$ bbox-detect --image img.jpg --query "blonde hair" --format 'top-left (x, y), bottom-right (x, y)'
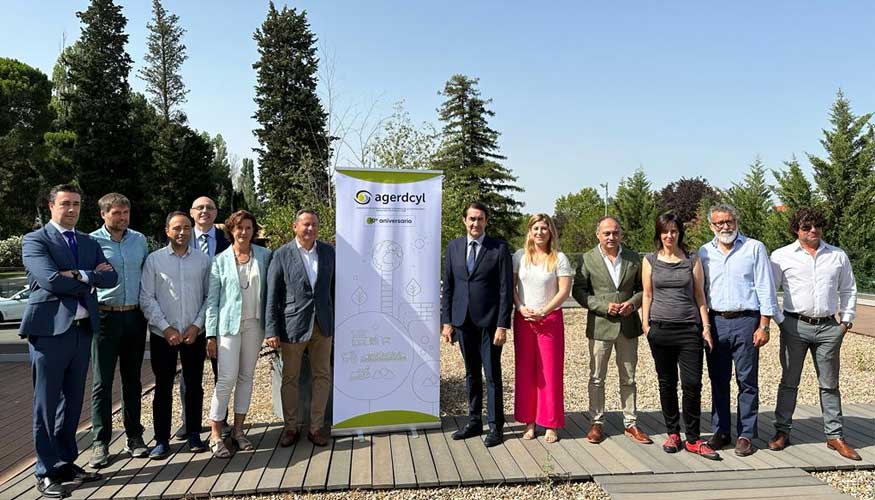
top-left (524, 213), bottom-right (560, 272)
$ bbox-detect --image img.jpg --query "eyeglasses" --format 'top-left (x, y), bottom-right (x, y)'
top-left (192, 205), bottom-right (217, 211)
top-left (710, 219), bottom-right (736, 228)
top-left (799, 224), bottom-right (821, 232)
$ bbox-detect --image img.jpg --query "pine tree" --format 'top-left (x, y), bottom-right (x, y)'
top-left (772, 156), bottom-right (817, 211)
top-left (434, 74), bottom-right (523, 242)
top-left (66, 0), bottom-right (138, 228)
top-left (252, 2), bottom-right (330, 207)
top-left (611, 168), bottom-right (657, 253)
top-left (138, 0), bottom-right (188, 123)
top-left (808, 90), bottom-right (874, 244)
top-left (210, 133), bottom-right (234, 216)
top-left (727, 158), bottom-right (775, 246)
top-left (239, 157), bottom-right (259, 213)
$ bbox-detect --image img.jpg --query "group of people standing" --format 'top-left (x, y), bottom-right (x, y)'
top-left (19, 185), bottom-right (860, 498)
top-left (443, 201), bottom-right (859, 466)
top-left (20, 184), bottom-right (335, 498)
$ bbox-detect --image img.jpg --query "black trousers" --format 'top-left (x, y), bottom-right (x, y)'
top-left (150, 333), bottom-right (206, 442)
top-left (648, 321), bottom-right (704, 443)
top-left (457, 316), bottom-right (504, 431)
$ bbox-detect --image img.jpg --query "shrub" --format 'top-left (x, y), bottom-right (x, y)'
top-left (0, 235), bottom-right (23, 268)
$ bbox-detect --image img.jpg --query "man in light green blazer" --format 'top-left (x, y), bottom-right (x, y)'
top-left (572, 216), bottom-right (651, 446)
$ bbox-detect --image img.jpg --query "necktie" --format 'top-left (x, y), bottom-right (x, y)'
top-left (63, 231), bottom-right (86, 309)
top-left (467, 241), bottom-right (478, 273)
top-left (200, 233), bottom-right (210, 255)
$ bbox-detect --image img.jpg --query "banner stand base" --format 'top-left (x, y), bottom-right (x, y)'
top-left (331, 421), bottom-right (442, 437)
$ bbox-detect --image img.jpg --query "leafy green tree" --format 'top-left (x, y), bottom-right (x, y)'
top-left (808, 90), bottom-right (874, 244)
top-left (553, 187), bottom-right (604, 254)
top-left (0, 58), bottom-right (55, 236)
top-left (138, 0), bottom-right (188, 122)
top-left (209, 133), bottom-right (234, 216)
top-left (658, 176), bottom-right (717, 222)
top-left (253, 2), bottom-right (330, 207)
top-left (367, 100), bottom-right (438, 169)
top-left (238, 157), bottom-right (259, 213)
top-left (611, 168), bottom-right (657, 253)
top-left (434, 74), bottom-right (523, 242)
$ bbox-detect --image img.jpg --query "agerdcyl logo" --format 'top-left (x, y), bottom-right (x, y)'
top-left (354, 190), bottom-right (426, 205)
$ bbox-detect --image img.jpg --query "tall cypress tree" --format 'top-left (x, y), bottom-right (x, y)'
top-left (252, 2), bottom-right (330, 207)
top-left (434, 74), bottom-right (523, 242)
top-left (239, 158), bottom-right (259, 213)
top-left (66, 0), bottom-right (137, 228)
top-left (139, 0), bottom-right (188, 123)
top-left (611, 168), bottom-right (657, 252)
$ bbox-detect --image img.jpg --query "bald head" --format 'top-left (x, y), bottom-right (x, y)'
top-left (190, 196), bottom-right (218, 230)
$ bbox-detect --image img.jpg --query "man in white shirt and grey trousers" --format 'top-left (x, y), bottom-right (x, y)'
top-left (768, 207), bottom-right (860, 461)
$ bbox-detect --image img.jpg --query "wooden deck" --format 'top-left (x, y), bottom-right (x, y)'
top-left (0, 405), bottom-right (871, 498)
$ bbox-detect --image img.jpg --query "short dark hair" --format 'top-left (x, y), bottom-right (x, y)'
top-left (294, 209), bottom-right (318, 223)
top-left (98, 193), bottom-right (130, 213)
top-left (463, 202), bottom-right (489, 219)
top-left (654, 213), bottom-right (688, 254)
top-left (49, 183), bottom-right (83, 203)
top-left (224, 210), bottom-right (258, 240)
top-left (789, 207), bottom-right (826, 237)
top-left (596, 215), bottom-right (622, 231)
top-left (165, 210), bottom-right (191, 227)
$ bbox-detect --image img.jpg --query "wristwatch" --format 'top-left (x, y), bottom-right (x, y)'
top-left (761, 324), bottom-right (770, 334)
top-left (841, 321), bottom-right (853, 331)
top-left (71, 270), bottom-right (82, 281)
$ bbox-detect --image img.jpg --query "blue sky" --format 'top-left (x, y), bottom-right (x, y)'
top-left (4, 1), bottom-right (874, 213)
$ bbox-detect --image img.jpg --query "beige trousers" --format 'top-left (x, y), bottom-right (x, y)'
top-left (280, 323), bottom-right (332, 432)
top-left (588, 335), bottom-right (638, 427)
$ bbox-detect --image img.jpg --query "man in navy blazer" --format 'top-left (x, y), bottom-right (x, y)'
top-left (20, 184), bottom-right (117, 498)
top-left (441, 202), bottom-right (513, 447)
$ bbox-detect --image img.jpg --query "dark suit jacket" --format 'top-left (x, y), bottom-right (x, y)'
top-left (215, 229), bottom-right (230, 255)
top-left (19, 224), bottom-right (118, 337)
top-left (571, 246), bottom-right (643, 340)
top-left (265, 240), bottom-right (335, 343)
top-left (441, 235), bottom-right (513, 335)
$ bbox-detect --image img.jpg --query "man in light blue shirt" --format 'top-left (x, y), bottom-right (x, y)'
top-left (87, 193), bottom-right (149, 468)
top-left (698, 203), bottom-right (777, 457)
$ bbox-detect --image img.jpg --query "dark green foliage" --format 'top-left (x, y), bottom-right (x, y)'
top-left (553, 187), bottom-right (604, 253)
top-left (253, 2), bottom-right (330, 207)
top-left (139, 0), bottom-right (188, 123)
top-left (727, 158), bottom-right (774, 244)
top-left (611, 168), bottom-right (657, 253)
top-left (238, 157), bottom-right (259, 214)
top-left (658, 176), bottom-right (717, 222)
top-left (434, 74), bottom-right (523, 243)
top-left (209, 133), bottom-right (234, 217)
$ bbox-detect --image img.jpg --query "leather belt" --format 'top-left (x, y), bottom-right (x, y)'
top-left (99, 304), bottom-right (139, 312)
top-left (784, 311), bottom-right (833, 325)
top-left (71, 318), bottom-right (91, 329)
top-left (710, 310), bottom-right (757, 319)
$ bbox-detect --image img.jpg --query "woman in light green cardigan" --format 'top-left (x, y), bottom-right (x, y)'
top-left (205, 210), bottom-right (277, 457)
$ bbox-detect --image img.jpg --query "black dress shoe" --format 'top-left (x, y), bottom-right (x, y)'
top-left (483, 431), bottom-right (503, 448)
top-left (58, 463), bottom-right (103, 483)
top-left (174, 425), bottom-right (188, 440)
top-left (707, 432), bottom-right (731, 450)
top-left (36, 476), bottom-right (68, 498)
top-left (451, 422), bottom-right (482, 440)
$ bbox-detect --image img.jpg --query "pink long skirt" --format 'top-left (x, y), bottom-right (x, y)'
top-left (513, 309), bottom-right (565, 429)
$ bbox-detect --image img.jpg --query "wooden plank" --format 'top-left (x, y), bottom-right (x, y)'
top-left (504, 416), bottom-right (566, 479)
top-left (599, 411), bottom-right (686, 474)
top-left (106, 441), bottom-right (189, 500)
top-left (634, 410), bottom-right (720, 472)
top-left (68, 429), bottom-right (137, 500)
top-left (754, 409), bottom-right (825, 470)
top-left (845, 403), bottom-right (875, 418)
top-left (423, 427), bottom-right (461, 486)
top-left (774, 408), bottom-right (863, 470)
top-left (792, 405), bottom-right (875, 466)
top-left (302, 434), bottom-right (333, 491)
top-left (388, 433), bottom-right (416, 488)
top-left (234, 423), bottom-right (282, 496)
top-left (453, 416), bottom-right (504, 483)
top-left (325, 436), bottom-right (352, 491)
top-left (595, 467), bottom-right (810, 484)
top-left (565, 412), bottom-right (648, 475)
top-left (550, 420), bottom-right (611, 476)
top-left (255, 428), bottom-right (296, 494)
top-left (407, 430), bottom-right (439, 487)
top-left (211, 423), bottom-right (270, 496)
top-left (279, 433), bottom-right (314, 491)
top-left (370, 433), bottom-right (393, 488)
top-left (186, 436), bottom-right (234, 498)
top-left (697, 410), bottom-right (771, 471)
top-left (605, 474), bottom-right (825, 493)
top-left (138, 432), bottom-right (206, 500)
top-left (348, 435), bottom-right (372, 489)
top-left (610, 484), bottom-right (849, 500)
top-left (481, 417), bottom-right (526, 484)
top-left (441, 417), bottom-right (482, 485)
top-left (491, 422), bottom-right (542, 482)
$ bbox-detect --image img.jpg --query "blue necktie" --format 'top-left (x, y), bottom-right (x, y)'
top-left (64, 231), bottom-right (86, 309)
top-left (467, 241), bottom-right (478, 273)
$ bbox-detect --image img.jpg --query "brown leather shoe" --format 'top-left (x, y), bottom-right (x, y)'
top-left (735, 436), bottom-right (755, 457)
top-left (624, 426), bottom-right (653, 444)
top-left (707, 432), bottom-right (731, 450)
top-left (308, 429), bottom-right (329, 447)
top-left (279, 429), bottom-right (298, 447)
top-left (586, 423), bottom-right (605, 444)
top-left (827, 438), bottom-right (861, 461)
top-left (768, 431), bottom-right (790, 451)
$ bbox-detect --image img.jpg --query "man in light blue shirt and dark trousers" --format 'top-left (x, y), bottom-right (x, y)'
top-left (88, 194), bottom-right (150, 468)
top-left (698, 203), bottom-right (778, 457)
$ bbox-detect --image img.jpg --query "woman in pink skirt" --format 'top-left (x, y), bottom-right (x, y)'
top-left (513, 213), bottom-right (572, 443)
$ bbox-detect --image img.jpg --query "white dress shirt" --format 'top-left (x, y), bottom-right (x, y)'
top-left (770, 240), bottom-right (857, 324)
top-left (597, 244), bottom-right (623, 289)
top-left (296, 238), bottom-right (319, 337)
top-left (466, 234), bottom-right (486, 263)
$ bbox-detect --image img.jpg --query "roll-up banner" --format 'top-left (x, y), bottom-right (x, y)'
top-left (332, 168), bottom-right (443, 436)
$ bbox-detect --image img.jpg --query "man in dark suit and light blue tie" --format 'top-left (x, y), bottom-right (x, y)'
top-left (20, 184), bottom-right (118, 498)
top-left (441, 202), bottom-right (513, 448)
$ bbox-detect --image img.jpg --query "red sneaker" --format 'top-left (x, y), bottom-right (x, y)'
top-left (685, 439), bottom-right (721, 460)
top-left (662, 433), bottom-right (682, 453)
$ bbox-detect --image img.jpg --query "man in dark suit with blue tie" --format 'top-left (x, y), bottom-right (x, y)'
top-left (441, 202), bottom-right (513, 447)
top-left (20, 184), bottom-right (118, 498)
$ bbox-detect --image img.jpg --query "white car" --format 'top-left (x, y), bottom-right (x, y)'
top-left (0, 286), bottom-right (30, 322)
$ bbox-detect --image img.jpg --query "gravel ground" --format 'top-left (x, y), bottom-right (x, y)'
top-left (117, 309), bottom-right (875, 499)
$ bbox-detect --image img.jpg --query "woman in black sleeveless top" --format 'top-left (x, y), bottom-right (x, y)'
top-left (641, 213), bottom-right (718, 460)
